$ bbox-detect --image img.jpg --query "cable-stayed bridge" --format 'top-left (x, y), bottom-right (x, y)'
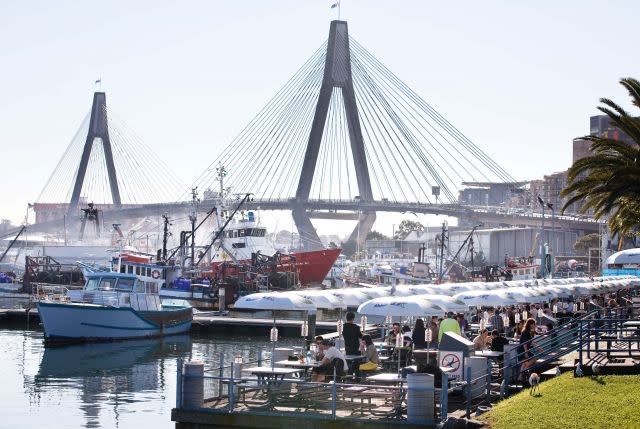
top-left (25, 21), bottom-right (601, 246)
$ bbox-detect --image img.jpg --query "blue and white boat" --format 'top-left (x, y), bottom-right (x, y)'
top-left (36, 272), bottom-right (193, 343)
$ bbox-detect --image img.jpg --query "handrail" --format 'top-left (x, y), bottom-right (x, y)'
top-left (501, 310), bottom-right (600, 375)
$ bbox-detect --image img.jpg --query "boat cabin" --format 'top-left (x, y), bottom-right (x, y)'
top-left (68, 272), bottom-right (164, 311)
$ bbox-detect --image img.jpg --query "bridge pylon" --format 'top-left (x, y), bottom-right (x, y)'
top-left (293, 20), bottom-right (375, 249)
top-left (67, 92), bottom-right (121, 216)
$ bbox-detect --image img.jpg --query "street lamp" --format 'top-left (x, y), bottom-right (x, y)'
top-left (537, 195), bottom-right (546, 278)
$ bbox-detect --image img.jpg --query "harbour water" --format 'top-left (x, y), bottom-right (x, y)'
top-left (0, 320), bottom-right (302, 429)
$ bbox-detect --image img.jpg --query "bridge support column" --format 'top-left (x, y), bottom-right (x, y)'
top-left (292, 207), bottom-right (323, 250)
top-left (346, 211), bottom-right (376, 248)
top-left (68, 92), bottom-right (121, 216)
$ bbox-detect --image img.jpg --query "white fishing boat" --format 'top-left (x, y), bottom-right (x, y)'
top-left (36, 271), bottom-right (192, 343)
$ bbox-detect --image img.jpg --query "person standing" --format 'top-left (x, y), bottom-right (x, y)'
top-left (438, 312), bottom-right (461, 342)
top-left (342, 311), bottom-right (362, 355)
top-left (412, 318), bottom-right (427, 349)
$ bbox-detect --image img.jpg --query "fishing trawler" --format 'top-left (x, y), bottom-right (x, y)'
top-left (36, 271), bottom-right (192, 343)
top-left (203, 166), bottom-right (341, 286)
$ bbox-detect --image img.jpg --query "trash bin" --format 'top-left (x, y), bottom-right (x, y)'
top-left (406, 373), bottom-right (434, 423)
top-left (182, 361), bottom-right (204, 409)
top-left (464, 356), bottom-right (488, 399)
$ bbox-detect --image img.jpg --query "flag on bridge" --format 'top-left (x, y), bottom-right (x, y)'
top-left (95, 79), bottom-right (101, 84)
top-left (331, 1), bottom-right (339, 8)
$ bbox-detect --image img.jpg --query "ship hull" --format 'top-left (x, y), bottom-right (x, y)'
top-left (210, 248), bottom-right (341, 286)
top-left (290, 248), bottom-right (342, 284)
top-left (37, 301), bottom-right (192, 343)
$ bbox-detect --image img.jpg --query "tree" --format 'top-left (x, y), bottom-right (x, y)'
top-left (366, 230), bottom-right (390, 240)
top-left (573, 233), bottom-right (600, 256)
top-left (394, 219), bottom-right (425, 239)
top-left (561, 77), bottom-right (640, 237)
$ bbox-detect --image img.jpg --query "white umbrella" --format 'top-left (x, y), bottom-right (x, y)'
top-left (328, 289), bottom-right (373, 307)
top-left (234, 292), bottom-right (316, 311)
top-left (507, 287), bottom-right (549, 303)
top-left (417, 294), bottom-right (469, 313)
top-left (283, 290), bottom-right (346, 310)
top-left (539, 286), bottom-right (573, 299)
top-left (357, 296), bottom-right (446, 317)
top-left (453, 290), bottom-right (518, 307)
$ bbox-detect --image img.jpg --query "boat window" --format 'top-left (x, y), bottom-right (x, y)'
top-left (120, 264), bottom-right (126, 273)
top-left (254, 229), bottom-right (266, 237)
top-left (239, 229), bottom-right (245, 237)
top-left (85, 278), bottom-right (99, 291)
top-left (233, 230), bottom-right (238, 238)
top-left (99, 278), bottom-right (117, 290)
top-left (127, 265), bottom-right (134, 274)
top-left (232, 243), bottom-right (246, 248)
top-left (146, 282), bottom-right (158, 293)
top-left (146, 268), bottom-right (151, 277)
top-left (116, 277), bottom-right (134, 291)
top-left (133, 279), bottom-right (145, 293)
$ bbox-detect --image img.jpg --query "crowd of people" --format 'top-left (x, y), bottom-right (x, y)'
top-left (308, 289), bottom-right (634, 382)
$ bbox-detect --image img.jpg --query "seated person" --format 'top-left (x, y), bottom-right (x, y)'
top-left (472, 329), bottom-right (490, 351)
top-left (386, 322), bottom-right (401, 345)
top-left (312, 340), bottom-right (348, 382)
top-left (312, 335), bottom-right (325, 361)
top-left (490, 330), bottom-right (509, 354)
top-left (358, 334), bottom-right (379, 371)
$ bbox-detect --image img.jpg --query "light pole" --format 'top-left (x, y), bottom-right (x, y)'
top-left (537, 195), bottom-right (546, 278)
top-left (548, 202), bottom-right (555, 258)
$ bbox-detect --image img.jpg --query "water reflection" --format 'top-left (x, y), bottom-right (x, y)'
top-left (31, 336), bottom-right (191, 428)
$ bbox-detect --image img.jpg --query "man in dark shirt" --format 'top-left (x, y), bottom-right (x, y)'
top-left (490, 330), bottom-right (510, 355)
top-left (342, 311), bottom-right (362, 355)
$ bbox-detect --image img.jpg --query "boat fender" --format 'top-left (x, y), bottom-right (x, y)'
top-left (151, 269), bottom-right (161, 279)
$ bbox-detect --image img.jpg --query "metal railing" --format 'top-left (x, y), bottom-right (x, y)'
top-left (175, 357), bottom-right (450, 425)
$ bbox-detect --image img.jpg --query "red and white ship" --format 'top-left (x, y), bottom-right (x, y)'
top-left (208, 209), bottom-right (341, 285)
top-left (204, 165), bottom-right (341, 286)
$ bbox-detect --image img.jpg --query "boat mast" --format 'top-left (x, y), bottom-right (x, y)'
top-left (215, 164), bottom-right (227, 251)
top-left (189, 187), bottom-right (199, 269)
top-left (161, 214), bottom-right (171, 261)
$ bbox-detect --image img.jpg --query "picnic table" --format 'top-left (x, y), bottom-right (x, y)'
top-left (275, 359), bottom-right (320, 379)
top-left (243, 366), bottom-right (300, 384)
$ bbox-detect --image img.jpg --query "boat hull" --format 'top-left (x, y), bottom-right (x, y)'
top-left (37, 301), bottom-right (192, 343)
top-left (290, 248), bottom-right (342, 284)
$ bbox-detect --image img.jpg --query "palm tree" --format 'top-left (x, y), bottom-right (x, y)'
top-left (561, 77), bottom-right (640, 238)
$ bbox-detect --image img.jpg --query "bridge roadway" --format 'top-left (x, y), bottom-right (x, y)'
top-left (20, 198), bottom-right (602, 235)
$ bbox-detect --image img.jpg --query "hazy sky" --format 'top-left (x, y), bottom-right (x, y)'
top-left (1, 0), bottom-right (638, 236)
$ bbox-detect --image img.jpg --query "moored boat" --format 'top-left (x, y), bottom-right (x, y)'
top-left (36, 271), bottom-right (192, 344)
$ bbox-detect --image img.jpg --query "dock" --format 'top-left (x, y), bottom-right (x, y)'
top-left (0, 307), bottom-right (379, 338)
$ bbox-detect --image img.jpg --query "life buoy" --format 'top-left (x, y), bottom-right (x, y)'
top-left (151, 269), bottom-right (161, 279)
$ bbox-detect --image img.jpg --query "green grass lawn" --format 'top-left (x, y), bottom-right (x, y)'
top-left (478, 372), bottom-right (640, 429)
